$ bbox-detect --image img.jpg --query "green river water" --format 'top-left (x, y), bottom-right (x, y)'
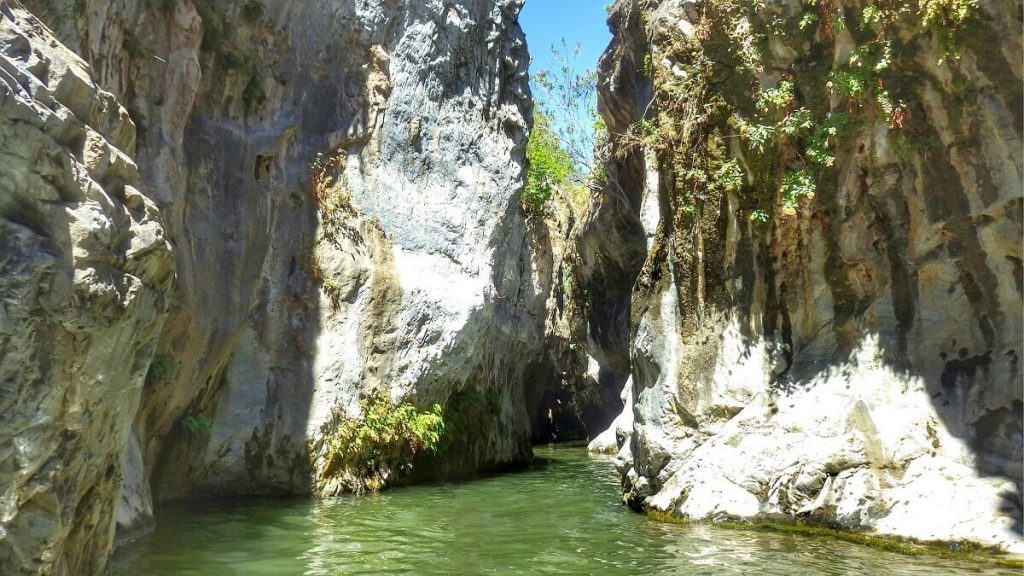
top-left (111, 444), bottom-right (1016, 575)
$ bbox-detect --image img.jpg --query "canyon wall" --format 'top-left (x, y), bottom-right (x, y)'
top-left (2, 0), bottom-right (1021, 571)
top-left (1, 0), bottom-right (546, 573)
top-left (0, 6), bottom-right (173, 572)
top-left (590, 0), bottom-right (1023, 552)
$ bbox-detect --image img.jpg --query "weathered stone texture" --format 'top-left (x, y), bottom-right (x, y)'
top-left (0, 3), bottom-right (173, 573)
top-left (590, 0), bottom-right (1024, 552)
top-left (2, 0), bottom-right (541, 572)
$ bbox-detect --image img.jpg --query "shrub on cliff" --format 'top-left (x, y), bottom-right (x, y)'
top-left (613, 0), bottom-right (978, 225)
top-left (531, 41), bottom-right (616, 213)
top-left (312, 393), bottom-right (444, 494)
top-left (524, 110), bottom-right (574, 217)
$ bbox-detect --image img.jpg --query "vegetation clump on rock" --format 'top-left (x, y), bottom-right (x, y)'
top-left (612, 0), bottom-right (979, 224)
top-left (311, 393), bottom-right (445, 494)
top-left (307, 151), bottom-right (358, 309)
top-left (524, 110), bottom-right (575, 217)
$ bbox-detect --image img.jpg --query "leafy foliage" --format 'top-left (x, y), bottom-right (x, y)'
top-left (440, 385), bottom-right (500, 452)
top-left (828, 38), bottom-right (903, 124)
top-left (194, 0), bottom-right (260, 74)
top-left (181, 414), bottom-right (214, 439)
top-left (780, 169), bottom-right (816, 213)
top-left (531, 40), bottom-right (622, 213)
top-left (714, 160), bottom-right (744, 193)
top-left (314, 393), bottom-right (445, 494)
top-left (241, 0), bottom-right (265, 22)
top-left (919, 0), bottom-right (979, 62)
top-left (532, 41), bottom-right (604, 181)
top-left (195, 1), bottom-right (227, 54)
top-left (146, 353), bottom-right (177, 384)
top-left (617, 0), bottom-right (977, 227)
top-left (123, 32), bottom-right (146, 58)
top-left (524, 111), bottom-right (574, 217)
top-left (920, 0), bottom-right (978, 28)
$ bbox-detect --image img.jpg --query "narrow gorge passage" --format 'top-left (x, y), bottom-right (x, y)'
top-left (0, 0), bottom-right (1021, 573)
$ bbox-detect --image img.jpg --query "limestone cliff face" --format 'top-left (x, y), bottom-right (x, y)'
top-left (0, 4), bottom-right (173, 573)
top-left (2, 0), bottom-right (540, 573)
top-left (591, 0), bottom-right (1023, 551)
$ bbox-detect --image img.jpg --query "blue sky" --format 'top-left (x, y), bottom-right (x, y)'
top-left (519, 0), bottom-right (612, 79)
top-left (519, 0), bottom-right (612, 165)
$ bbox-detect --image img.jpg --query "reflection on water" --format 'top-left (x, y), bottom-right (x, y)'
top-left (112, 445), bottom-right (1016, 575)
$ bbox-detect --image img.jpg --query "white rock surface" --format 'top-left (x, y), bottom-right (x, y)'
top-left (588, 376), bottom-right (635, 454)
top-left (596, 0), bottom-right (1024, 553)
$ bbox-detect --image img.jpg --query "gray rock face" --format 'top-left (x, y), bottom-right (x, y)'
top-left (0, 3), bottom-right (173, 573)
top-left (2, 0), bottom-right (543, 572)
top-left (125, 0), bottom-right (543, 503)
top-left (591, 0), bottom-right (1023, 552)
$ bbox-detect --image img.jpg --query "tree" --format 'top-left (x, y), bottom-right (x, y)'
top-left (532, 40), bottom-right (633, 214)
top-left (532, 41), bottom-right (607, 183)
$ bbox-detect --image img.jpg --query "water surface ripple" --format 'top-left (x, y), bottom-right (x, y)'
top-left (112, 444), bottom-right (1016, 575)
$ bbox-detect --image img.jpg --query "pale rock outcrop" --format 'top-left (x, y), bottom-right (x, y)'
top-left (589, 0), bottom-right (1024, 552)
top-left (588, 376), bottom-right (634, 454)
